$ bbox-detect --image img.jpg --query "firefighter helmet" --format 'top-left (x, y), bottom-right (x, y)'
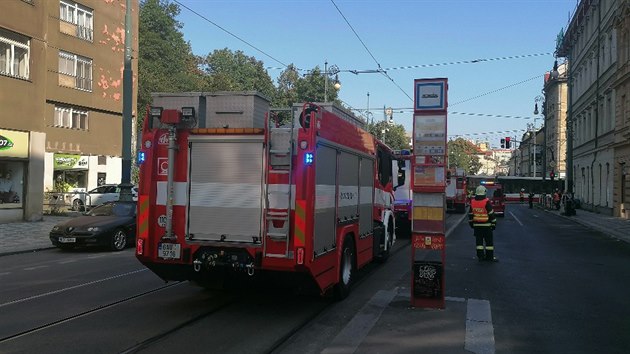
top-left (475, 185), bottom-right (487, 196)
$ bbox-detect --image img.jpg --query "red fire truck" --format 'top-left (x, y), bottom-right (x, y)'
top-left (135, 92), bottom-right (396, 298)
top-left (445, 168), bottom-right (467, 213)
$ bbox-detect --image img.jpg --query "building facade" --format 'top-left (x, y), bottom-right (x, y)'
top-left (612, 0), bottom-right (630, 218)
top-left (0, 0), bottom-right (138, 222)
top-left (543, 63), bottom-right (569, 182)
top-left (558, 0), bottom-right (619, 215)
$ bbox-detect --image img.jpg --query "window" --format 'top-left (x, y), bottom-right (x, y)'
top-left (54, 106), bottom-right (88, 130)
top-left (58, 51), bottom-right (92, 91)
top-left (0, 28), bottom-right (30, 79)
top-left (60, 1), bottom-right (93, 41)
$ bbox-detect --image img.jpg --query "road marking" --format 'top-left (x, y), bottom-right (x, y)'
top-left (0, 272), bottom-right (10, 277)
top-left (58, 260), bottom-right (77, 264)
top-left (321, 288), bottom-right (397, 354)
top-left (0, 268), bottom-right (148, 308)
top-left (509, 211), bottom-right (523, 226)
top-left (465, 298), bottom-right (496, 354)
top-left (23, 265), bottom-right (49, 271)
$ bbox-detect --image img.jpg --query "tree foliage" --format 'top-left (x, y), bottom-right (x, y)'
top-left (448, 138), bottom-right (482, 175)
top-left (199, 48), bottom-right (276, 100)
top-left (367, 121), bottom-right (409, 151)
top-left (138, 0), bottom-right (202, 126)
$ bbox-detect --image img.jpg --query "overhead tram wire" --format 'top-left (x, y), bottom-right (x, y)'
top-left (172, 0), bottom-right (290, 69)
top-left (330, 0), bottom-right (412, 101)
top-left (383, 52), bottom-right (553, 71)
top-left (450, 74), bottom-right (544, 106)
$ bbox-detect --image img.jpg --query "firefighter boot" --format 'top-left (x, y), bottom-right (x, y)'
top-left (485, 249), bottom-right (498, 262)
top-left (476, 246), bottom-right (485, 262)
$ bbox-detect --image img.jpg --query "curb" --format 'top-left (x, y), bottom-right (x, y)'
top-left (0, 246), bottom-right (57, 257)
top-left (539, 206), bottom-right (630, 245)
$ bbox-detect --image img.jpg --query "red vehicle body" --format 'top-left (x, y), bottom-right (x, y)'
top-left (480, 181), bottom-right (506, 216)
top-left (445, 169), bottom-right (467, 213)
top-left (135, 92), bottom-right (396, 298)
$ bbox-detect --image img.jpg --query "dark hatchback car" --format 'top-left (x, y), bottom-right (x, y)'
top-left (50, 201), bottom-right (136, 251)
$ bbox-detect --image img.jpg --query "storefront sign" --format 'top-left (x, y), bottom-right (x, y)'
top-left (54, 154), bottom-right (89, 170)
top-left (0, 129), bottom-right (29, 159)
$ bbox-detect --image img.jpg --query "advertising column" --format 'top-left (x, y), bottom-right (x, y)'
top-left (410, 78), bottom-right (448, 309)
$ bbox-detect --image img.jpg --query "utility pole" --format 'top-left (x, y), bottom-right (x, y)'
top-left (119, 0), bottom-right (133, 201)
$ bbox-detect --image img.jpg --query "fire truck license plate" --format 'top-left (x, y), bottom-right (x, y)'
top-left (158, 243), bottom-right (181, 259)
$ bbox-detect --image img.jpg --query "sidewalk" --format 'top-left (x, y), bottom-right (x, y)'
top-left (541, 206), bottom-right (630, 244)
top-left (0, 215), bottom-right (74, 256)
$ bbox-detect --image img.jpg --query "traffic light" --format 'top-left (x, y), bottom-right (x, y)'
top-left (500, 138), bottom-right (505, 148)
top-left (550, 170), bottom-right (555, 181)
top-left (505, 137), bottom-right (511, 149)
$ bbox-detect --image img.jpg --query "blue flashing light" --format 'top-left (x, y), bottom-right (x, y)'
top-left (137, 151), bottom-right (146, 164)
top-left (304, 152), bottom-right (314, 165)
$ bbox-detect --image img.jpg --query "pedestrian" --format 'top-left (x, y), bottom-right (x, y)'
top-left (528, 191), bottom-right (535, 209)
top-left (553, 189), bottom-right (561, 210)
top-left (468, 185), bottom-right (498, 262)
top-left (519, 188), bottom-right (525, 203)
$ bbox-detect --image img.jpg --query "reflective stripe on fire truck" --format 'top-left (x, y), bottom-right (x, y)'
top-left (294, 199), bottom-right (306, 247)
top-left (137, 195), bottom-right (149, 255)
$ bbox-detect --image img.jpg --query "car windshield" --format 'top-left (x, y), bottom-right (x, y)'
top-left (87, 202), bottom-right (135, 217)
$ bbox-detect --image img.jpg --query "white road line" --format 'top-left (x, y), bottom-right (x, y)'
top-left (23, 265), bottom-right (49, 271)
top-left (0, 272), bottom-right (10, 277)
top-left (465, 298), bottom-right (496, 354)
top-left (58, 260), bottom-right (78, 264)
top-left (321, 289), bottom-right (397, 354)
top-left (509, 211), bottom-right (523, 226)
top-left (0, 268), bottom-right (148, 308)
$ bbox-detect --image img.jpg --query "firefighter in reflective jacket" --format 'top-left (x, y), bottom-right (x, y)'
top-left (468, 185), bottom-right (498, 262)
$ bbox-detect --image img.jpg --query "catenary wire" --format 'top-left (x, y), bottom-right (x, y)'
top-left (172, 0), bottom-right (290, 68)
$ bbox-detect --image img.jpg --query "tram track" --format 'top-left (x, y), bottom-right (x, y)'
top-left (0, 281), bottom-right (184, 344)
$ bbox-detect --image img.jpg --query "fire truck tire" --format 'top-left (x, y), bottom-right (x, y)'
top-left (334, 236), bottom-right (356, 300)
top-left (110, 228), bottom-right (128, 251)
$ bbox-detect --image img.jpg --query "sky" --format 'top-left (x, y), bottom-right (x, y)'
top-left (171, 0), bottom-right (578, 148)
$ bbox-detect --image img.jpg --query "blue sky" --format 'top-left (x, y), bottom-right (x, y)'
top-left (172, 0), bottom-right (577, 147)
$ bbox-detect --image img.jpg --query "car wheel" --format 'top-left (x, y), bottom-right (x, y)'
top-left (334, 236), bottom-right (355, 300)
top-left (111, 229), bottom-right (127, 251)
top-left (72, 199), bottom-right (85, 212)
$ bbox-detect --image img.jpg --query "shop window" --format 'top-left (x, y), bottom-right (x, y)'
top-left (0, 162), bottom-right (24, 208)
top-left (0, 27), bottom-right (30, 80)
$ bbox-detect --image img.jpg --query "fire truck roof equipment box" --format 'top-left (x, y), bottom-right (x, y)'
top-left (151, 91), bottom-right (270, 129)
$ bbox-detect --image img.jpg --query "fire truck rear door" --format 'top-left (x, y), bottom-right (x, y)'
top-left (187, 135), bottom-right (265, 243)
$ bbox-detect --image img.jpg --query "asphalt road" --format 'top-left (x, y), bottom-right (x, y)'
top-left (446, 203), bottom-right (630, 354)
top-left (1, 209), bottom-right (629, 353)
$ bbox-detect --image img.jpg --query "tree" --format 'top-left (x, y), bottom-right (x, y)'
top-left (200, 48), bottom-right (276, 99)
top-left (367, 121), bottom-right (410, 151)
top-left (138, 0), bottom-right (202, 127)
top-left (448, 138), bottom-right (482, 175)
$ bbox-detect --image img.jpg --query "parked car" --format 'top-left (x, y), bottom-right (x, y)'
top-left (71, 184), bottom-right (138, 211)
top-left (49, 201), bottom-right (136, 251)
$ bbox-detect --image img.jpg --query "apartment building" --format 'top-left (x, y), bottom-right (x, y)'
top-left (543, 62), bottom-right (569, 181)
top-left (0, 0), bottom-right (138, 222)
top-left (612, 0), bottom-right (630, 218)
top-left (557, 0), bottom-right (619, 215)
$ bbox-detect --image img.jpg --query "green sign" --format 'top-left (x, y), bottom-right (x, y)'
top-left (0, 135), bottom-right (14, 150)
top-left (54, 154), bottom-right (89, 170)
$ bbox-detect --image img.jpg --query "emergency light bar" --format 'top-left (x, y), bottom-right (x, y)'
top-left (480, 181), bottom-right (495, 186)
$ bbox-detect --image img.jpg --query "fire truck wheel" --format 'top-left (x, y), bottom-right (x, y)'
top-left (110, 229), bottom-right (128, 251)
top-left (334, 237), bottom-right (356, 300)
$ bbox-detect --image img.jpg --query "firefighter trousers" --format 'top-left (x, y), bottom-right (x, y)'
top-left (474, 227), bottom-right (494, 261)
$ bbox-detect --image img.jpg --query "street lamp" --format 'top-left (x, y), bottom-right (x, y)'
top-left (324, 61), bottom-right (341, 102)
top-left (533, 95), bottom-right (545, 178)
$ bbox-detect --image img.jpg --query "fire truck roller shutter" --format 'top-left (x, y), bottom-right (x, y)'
top-left (314, 145), bottom-right (337, 257)
top-left (359, 157), bottom-right (375, 238)
top-left (187, 136), bottom-right (265, 242)
top-left (337, 151), bottom-right (360, 224)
